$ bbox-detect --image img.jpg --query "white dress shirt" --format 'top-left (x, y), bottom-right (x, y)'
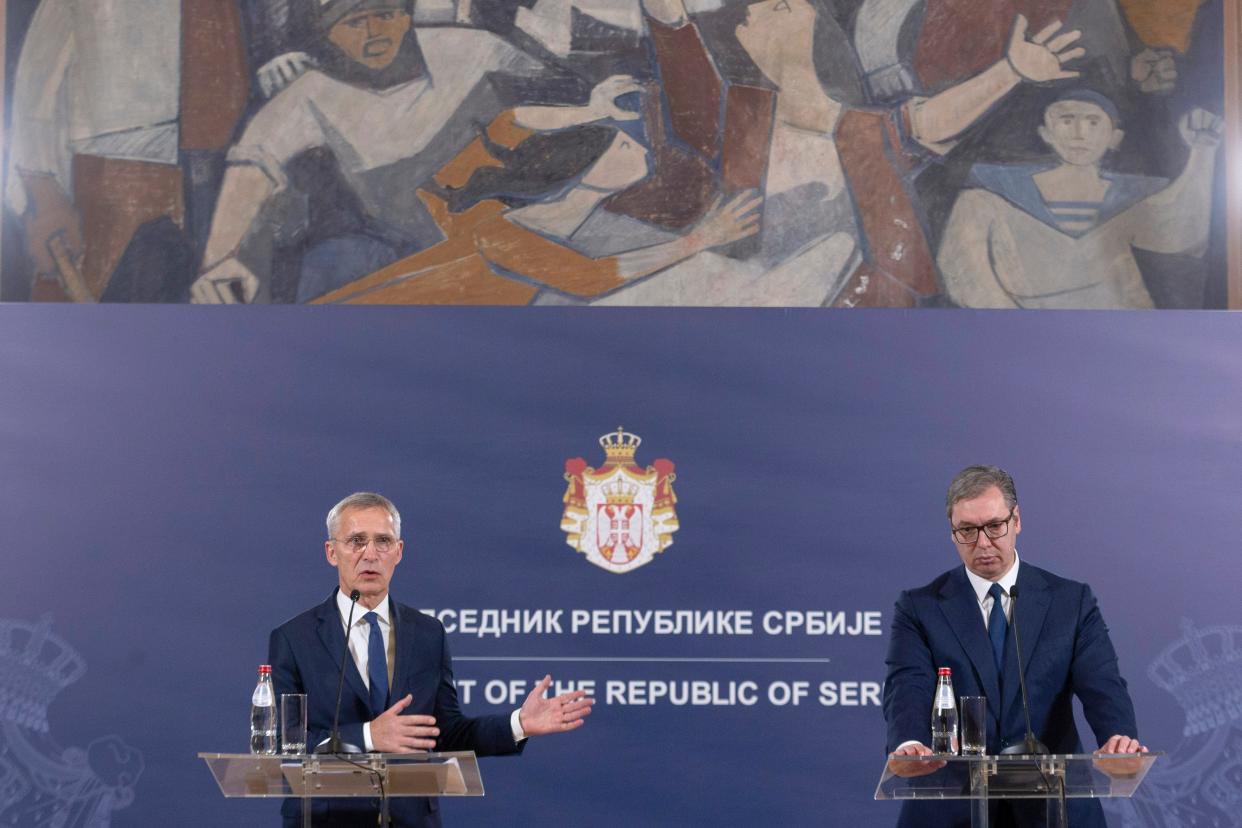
top-left (964, 552), bottom-right (1020, 630)
top-left (894, 554), bottom-right (1021, 752)
top-left (335, 590), bottom-right (525, 750)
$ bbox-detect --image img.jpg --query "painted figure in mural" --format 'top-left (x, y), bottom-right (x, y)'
top-left (242, 0), bottom-right (504, 100)
top-left (937, 91), bottom-right (1222, 308)
top-left (595, 0), bottom-right (1088, 308)
top-left (884, 465), bottom-right (1145, 828)
top-left (4, 0), bottom-right (248, 303)
top-left (852, 0), bottom-right (1205, 100)
top-left (312, 83), bottom-right (761, 304)
top-left (268, 492), bottom-right (591, 827)
top-left (191, 0), bottom-right (552, 304)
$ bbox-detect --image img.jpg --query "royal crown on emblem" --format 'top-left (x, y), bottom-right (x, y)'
top-left (603, 480), bottom-right (639, 504)
top-left (0, 615), bottom-right (86, 733)
top-left (599, 427), bottom-right (641, 462)
top-left (1147, 618), bottom-right (1242, 736)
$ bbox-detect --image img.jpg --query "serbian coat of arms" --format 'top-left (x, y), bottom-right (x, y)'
top-left (560, 428), bottom-right (678, 573)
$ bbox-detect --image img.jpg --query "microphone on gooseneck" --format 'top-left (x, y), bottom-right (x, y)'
top-left (316, 588), bottom-right (364, 754)
top-left (999, 584), bottom-right (1050, 755)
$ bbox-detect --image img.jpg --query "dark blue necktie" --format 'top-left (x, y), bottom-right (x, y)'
top-left (987, 583), bottom-right (1008, 674)
top-left (364, 611), bottom-right (389, 717)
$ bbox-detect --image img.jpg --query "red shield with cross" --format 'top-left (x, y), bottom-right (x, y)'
top-left (596, 502), bottom-right (644, 562)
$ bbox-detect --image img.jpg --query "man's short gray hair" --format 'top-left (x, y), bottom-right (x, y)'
top-left (945, 466), bottom-right (1018, 519)
top-left (327, 492), bottom-right (402, 538)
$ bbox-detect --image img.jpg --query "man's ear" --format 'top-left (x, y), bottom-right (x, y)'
top-left (1038, 124), bottom-right (1052, 148)
top-left (1109, 128), bottom-right (1125, 150)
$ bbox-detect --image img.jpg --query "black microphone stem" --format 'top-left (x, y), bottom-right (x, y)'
top-left (1001, 584), bottom-right (1049, 755)
top-left (317, 588), bottom-right (363, 754)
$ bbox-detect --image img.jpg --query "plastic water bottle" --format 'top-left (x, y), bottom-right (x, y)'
top-left (930, 667), bottom-right (959, 755)
top-left (250, 664), bottom-right (277, 754)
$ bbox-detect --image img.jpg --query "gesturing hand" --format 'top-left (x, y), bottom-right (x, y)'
top-left (687, 189), bottom-right (762, 251)
top-left (1179, 108), bottom-right (1223, 150)
top-left (518, 675), bottom-right (595, 737)
top-left (191, 257), bottom-right (260, 304)
top-left (588, 75), bottom-right (643, 122)
top-left (369, 695), bottom-right (440, 753)
top-left (1131, 48), bottom-right (1177, 94)
top-left (1006, 15), bottom-right (1084, 83)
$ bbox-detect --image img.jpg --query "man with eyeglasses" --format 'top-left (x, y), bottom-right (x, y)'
top-left (882, 466), bottom-right (1144, 827)
top-left (268, 492), bottom-right (593, 827)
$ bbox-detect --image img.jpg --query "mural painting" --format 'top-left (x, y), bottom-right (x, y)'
top-left (1, 0), bottom-right (1229, 308)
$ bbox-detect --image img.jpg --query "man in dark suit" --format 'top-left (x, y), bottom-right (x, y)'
top-left (269, 491), bottom-right (592, 827)
top-left (882, 465), bottom-right (1146, 827)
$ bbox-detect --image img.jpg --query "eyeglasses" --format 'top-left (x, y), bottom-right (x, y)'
top-left (331, 535), bottom-right (398, 554)
top-left (951, 509), bottom-right (1015, 544)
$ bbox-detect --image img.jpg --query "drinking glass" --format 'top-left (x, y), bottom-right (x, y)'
top-left (281, 693), bottom-right (307, 754)
top-left (959, 696), bottom-right (987, 755)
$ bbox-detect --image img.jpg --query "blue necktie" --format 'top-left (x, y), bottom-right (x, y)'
top-left (987, 583), bottom-right (1008, 674)
top-left (364, 612), bottom-right (389, 717)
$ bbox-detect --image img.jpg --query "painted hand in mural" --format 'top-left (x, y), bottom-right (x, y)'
top-left (190, 258), bottom-right (261, 304)
top-left (1131, 48), bottom-right (1178, 94)
top-left (517, 675), bottom-right (595, 736)
top-left (1179, 108), bottom-right (1223, 149)
top-left (257, 52), bottom-right (316, 99)
top-left (1005, 15), bottom-right (1085, 83)
top-left (514, 76), bottom-right (644, 131)
top-left (369, 695), bottom-right (440, 753)
top-left (18, 175), bottom-right (86, 296)
top-left (587, 75), bottom-right (643, 122)
top-left (684, 190), bottom-right (763, 250)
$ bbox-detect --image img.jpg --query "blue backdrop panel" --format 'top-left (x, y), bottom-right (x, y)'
top-left (1, 307), bottom-right (1239, 827)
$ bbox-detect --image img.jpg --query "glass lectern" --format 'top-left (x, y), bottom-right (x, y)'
top-left (876, 752), bottom-right (1160, 828)
top-left (200, 751), bottom-right (485, 827)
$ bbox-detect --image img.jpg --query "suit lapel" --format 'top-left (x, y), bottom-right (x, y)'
top-left (390, 598), bottom-right (417, 699)
top-left (1002, 565), bottom-right (1051, 719)
top-left (315, 591), bottom-right (371, 712)
top-left (938, 569), bottom-right (1002, 720)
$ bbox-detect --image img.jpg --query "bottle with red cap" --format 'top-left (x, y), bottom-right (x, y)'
top-left (930, 667), bottom-right (959, 754)
top-left (250, 664), bottom-right (277, 754)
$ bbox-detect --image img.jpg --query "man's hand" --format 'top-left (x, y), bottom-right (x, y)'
top-left (886, 742), bottom-right (947, 778)
top-left (517, 675), bottom-right (595, 736)
top-left (1005, 15), bottom-right (1084, 83)
top-left (684, 190), bottom-right (763, 251)
top-left (369, 695), bottom-right (440, 753)
top-left (1131, 48), bottom-right (1177, 94)
top-left (1179, 108), bottom-right (1223, 150)
top-left (1093, 734), bottom-right (1148, 777)
top-left (587, 75), bottom-right (643, 122)
top-left (191, 257), bottom-right (260, 304)
top-left (19, 173), bottom-right (85, 288)
top-left (258, 52), bottom-right (315, 99)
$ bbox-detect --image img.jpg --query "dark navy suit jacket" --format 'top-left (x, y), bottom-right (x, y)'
top-left (883, 562), bottom-right (1138, 827)
top-left (269, 591), bottom-right (523, 827)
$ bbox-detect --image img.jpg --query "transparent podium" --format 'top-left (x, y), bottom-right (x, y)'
top-left (200, 751), bottom-right (485, 827)
top-left (875, 753), bottom-right (1160, 828)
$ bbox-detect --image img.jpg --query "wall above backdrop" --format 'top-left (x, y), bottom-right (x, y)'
top-left (2, 0), bottom-right (1238, 308)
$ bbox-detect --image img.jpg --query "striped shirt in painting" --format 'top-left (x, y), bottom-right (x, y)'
top-left (1045, 200), bottom-right (1102, 235)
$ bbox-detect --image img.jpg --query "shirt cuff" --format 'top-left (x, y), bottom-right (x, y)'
top-left (510, 709), bottom-right (527, 742)
top-left (363, 722), bottom-right (374, 752)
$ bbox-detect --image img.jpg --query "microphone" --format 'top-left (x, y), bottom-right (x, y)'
top-left (316, 588), bottom-right (364, 754)
top-left (999, 584), bottom-right (1049, 755)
